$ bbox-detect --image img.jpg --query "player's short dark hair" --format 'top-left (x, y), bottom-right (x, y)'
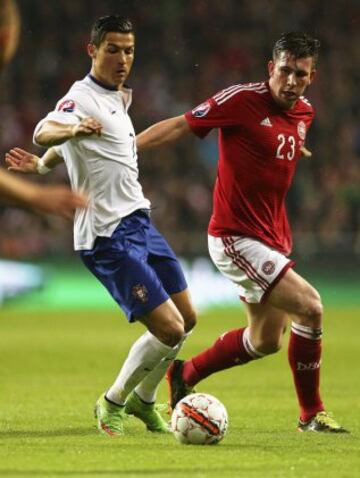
top-left (273, 32), bottom-right (320, 67)
top-left (90, 15), bottom-right (134, 46)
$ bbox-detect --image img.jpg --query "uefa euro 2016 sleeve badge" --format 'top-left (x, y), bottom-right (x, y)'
top-left (132, 284), bottom-right (149, 303)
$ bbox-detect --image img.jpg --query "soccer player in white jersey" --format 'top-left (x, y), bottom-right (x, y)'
top-left (6, 15), bottom-right (196, 436)
top-left (134, 32), bottom-right (348, 433)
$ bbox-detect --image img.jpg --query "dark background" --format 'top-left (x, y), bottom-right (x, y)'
top-left (1, 0), bottom-right (359, 269)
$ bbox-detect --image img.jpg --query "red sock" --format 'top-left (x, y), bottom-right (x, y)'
top-left (182, 328), bottom-right (255, 386)
top-left (288, 325), bottom-right (325, 422)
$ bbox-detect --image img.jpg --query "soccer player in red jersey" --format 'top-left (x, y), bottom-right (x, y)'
top-left (136, 32), bottom-right (348, 433)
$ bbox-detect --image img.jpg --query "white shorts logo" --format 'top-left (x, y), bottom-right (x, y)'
top-left (262, 260), bottom-right (275, 275)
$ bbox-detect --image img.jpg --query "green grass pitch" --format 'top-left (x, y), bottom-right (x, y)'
top-left (1, 301), bottom-right (359, 477)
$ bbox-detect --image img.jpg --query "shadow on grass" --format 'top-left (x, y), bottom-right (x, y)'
top-left (0, 427), bottom-right (95, 438)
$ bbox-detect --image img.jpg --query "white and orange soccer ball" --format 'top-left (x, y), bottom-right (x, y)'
top-left (171, 393), bottom-right (228, 445)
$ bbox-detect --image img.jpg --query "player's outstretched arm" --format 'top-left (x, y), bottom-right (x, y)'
top-left (0, 168), bottom-right (87, 218)
top-left (136, 115), bottom-right (191, 152)
top-left (5, 147), bottom-right (63, 174)
top-left (35, 117), bottom-right (103, 147)
top-left (26, 184), bottom-right (87, 219)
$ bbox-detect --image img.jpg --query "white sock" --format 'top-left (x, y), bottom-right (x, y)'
top-left (106, 331), bottom-right (173, 405)
top-left (134, 330), bottom-right (192, 403)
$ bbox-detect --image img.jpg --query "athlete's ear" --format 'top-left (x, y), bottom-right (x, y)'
top-left (268, 60), bottom-right (275, 77)
top-left (308, 69), bottom-right (316, 85)
top-left (87, 43), bottom-right (97, 60)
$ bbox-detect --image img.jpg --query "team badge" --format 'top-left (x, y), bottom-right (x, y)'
top-left (57, 99), bottom-right (76, 113)
top-left (192, 101), bottom-right (211, 118)
top-left (262, 261), bottom-right (275, 275)
top-left (132, 284), bottom-right (149, 303)
top-left (297, 121), bottom-right (306, 140)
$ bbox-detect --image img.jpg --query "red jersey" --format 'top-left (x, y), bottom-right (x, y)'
top-left (185, 82), bottom-right (314, 255)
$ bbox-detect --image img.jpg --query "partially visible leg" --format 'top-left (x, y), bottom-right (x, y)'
top-left (107, 298), bottom-right (184, 405)
top-left (183, 303), bottom-right (287, 383)
top-left (266, 268), bottom-right (348, 432)
top-left (167, 303), bottom-right (288, 410)
top-left (134, 288), bottom-right (196, 403)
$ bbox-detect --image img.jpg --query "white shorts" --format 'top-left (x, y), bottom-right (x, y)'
top-left (208, 235), bottom-right (294, 304)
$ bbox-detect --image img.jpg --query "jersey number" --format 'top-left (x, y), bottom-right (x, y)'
top-left (276, 134), bottom-right (295, 161)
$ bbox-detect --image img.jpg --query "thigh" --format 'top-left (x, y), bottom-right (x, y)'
top-left (79, 225), bottom-right (170, 323)
top-left (170, 288), bottom-right (197, 332)
top-left (147, 222), bottom-right (188, 296)
top-left (266, 267), bottom-right (321, 318)
top-left (208, 234), bottom-right (294, 304)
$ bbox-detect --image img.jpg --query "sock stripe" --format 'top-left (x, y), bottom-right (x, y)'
top-left (291, 322), bottom-right (322, 340)
top-left (243, 327), bottom-right (266, 359)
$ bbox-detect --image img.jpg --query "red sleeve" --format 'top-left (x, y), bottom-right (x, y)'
top-left (185, 85), bottom-right (250, 138)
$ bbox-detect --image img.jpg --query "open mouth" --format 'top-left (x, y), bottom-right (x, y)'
top-left (282, 91), bottom-right (297, 100)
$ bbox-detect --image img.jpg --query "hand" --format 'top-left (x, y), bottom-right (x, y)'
top-left (300, 145), bottom-right (312, 159)
top-left (71, 117), bottom-right (103, 138)
top-left (30, 185), bottom-right (88, 220)
top-left (5, 147), bottom-right (40, 173)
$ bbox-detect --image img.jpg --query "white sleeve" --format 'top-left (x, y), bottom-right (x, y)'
top-left (33, 94), bottom-right (87, 146)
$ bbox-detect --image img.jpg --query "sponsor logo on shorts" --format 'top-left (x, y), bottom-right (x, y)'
top-left (132, 284), bottom-right (149, 303)
top-left (192, 101), bottom-right (211, 117)
top-left (297, 120), bottom-right (306, 140)
top-left (261, 260), bottom-right (275, 275)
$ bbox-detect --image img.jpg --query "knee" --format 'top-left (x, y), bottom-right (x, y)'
top-left (253, 336), bottom-right (283, 355)
top-left (158, 319), bottom-right (185, 347)
top-left (303, 291), bottom-right (323, 326)
top-left (183, 309), bottom-right (197, 333)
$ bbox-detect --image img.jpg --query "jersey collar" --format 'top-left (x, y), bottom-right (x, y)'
top-left (87, 74), bottom-right (118, 91)
top-left (85, 74), bottom-right (133, 109)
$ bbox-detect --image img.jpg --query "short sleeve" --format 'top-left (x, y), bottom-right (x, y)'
top-left (185, 84), bottom-right (251, 138)
top-left (33, 94), bottom-right (87, 146)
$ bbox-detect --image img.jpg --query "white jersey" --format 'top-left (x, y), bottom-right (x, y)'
top-left (33, 74), bottom-right (151, 250)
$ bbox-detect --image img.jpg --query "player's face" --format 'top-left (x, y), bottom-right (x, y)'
top-left (88, 32), bottom-right (135, 89)
top-left (268, 51), bottom-right (315, 110)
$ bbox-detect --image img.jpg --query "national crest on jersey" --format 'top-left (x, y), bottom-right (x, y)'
top-left (57, 99), bottom-right (76, 113)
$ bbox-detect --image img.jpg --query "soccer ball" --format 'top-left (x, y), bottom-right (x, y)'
top-left (171, 393), bottom-right (228, 445)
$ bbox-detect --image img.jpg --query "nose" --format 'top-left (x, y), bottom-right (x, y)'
top-left (287, 73), bottom-right (297, 87)
top-left (118, 51), bottom-right (127, 65)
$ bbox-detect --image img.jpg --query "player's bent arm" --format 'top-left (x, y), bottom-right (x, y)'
top-left (136, 115), bottom-right (191, 152)
top-left (35, 120), bottom-right (77, 147)
top-left (34, 117), bottom-right (103, 147)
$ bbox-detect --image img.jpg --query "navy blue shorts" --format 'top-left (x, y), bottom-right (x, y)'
top-left (79, 210), bottom-right (188, 322)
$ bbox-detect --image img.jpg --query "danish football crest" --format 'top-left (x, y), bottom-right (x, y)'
top-left (297, 121), bottom-right (306, 140)
top-left (132, 284), bottom-right (149, 303)
top-left (262, 261), bottom-right (275, 275)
